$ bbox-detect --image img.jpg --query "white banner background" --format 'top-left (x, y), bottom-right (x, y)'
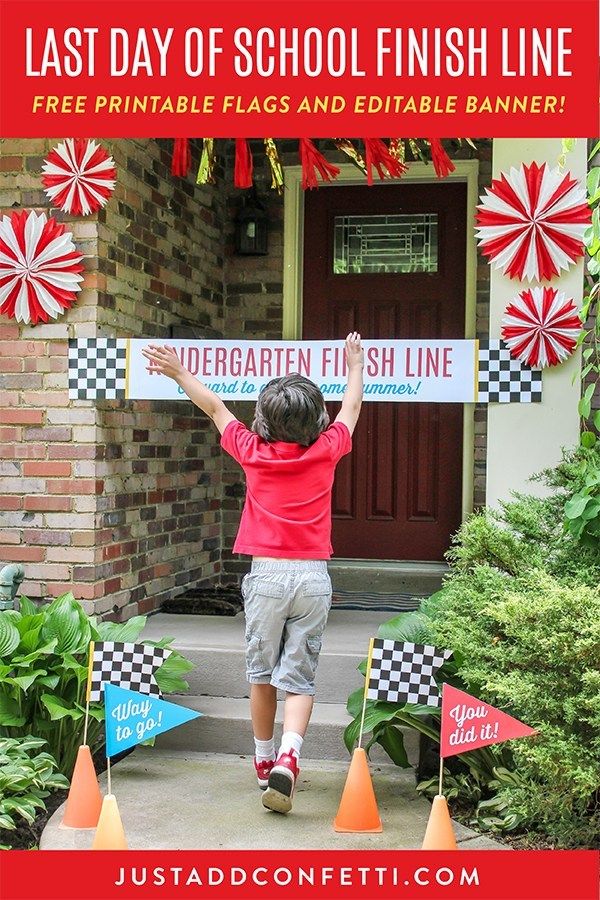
top-left (127, 339), bottom-right (478, 403)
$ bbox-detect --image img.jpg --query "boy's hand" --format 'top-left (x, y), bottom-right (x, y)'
top-left (345, 332), bottom-right (364, 370)
top-left (141, 344), bottom-right (185, 381)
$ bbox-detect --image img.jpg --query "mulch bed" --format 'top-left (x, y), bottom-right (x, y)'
top-left (0, 787), bottom-right (68, 850)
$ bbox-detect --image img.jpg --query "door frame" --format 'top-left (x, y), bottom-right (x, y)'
top-left (282, 159), bottom-right (480, 526)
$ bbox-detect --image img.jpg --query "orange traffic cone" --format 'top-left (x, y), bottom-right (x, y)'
top-left (421, 795), bottom-right (458, 849)
top-left (61, 745), bottom-right (103, 829)
top-left (333, 748), bottom-right (383, 833)
top-left (92, 794), bottom-right (128, 849)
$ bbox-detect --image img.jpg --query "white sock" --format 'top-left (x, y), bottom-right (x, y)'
top-left (254, 736), bottom-right (275, 762)
top-left (279, 731), bottom-right (303, 759)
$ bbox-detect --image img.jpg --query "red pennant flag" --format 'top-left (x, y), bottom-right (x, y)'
top-left (440, 684), bottom-right (536, 758)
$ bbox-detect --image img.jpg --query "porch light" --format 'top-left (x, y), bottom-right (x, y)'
top-left (235, 194), bottom-right (268, 255)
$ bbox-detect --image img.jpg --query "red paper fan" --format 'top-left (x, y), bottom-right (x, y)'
top-left (42, 139), bottom-right (116, 216)
top-left (0, 211), bottom-right (84, 325)
top-left (476, 162), bottom-right (591, 282)
top-left (501, 286), bottom-right (582, 368)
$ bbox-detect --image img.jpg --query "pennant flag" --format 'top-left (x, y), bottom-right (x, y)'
top-left (87, 641), bottom-right (172, 703)
top-left (366, 639), bottom-right (453, 707)
top-left (104, 684), bottom-right (202, 757)
top-left (440, 684), bottom-right (537, 758)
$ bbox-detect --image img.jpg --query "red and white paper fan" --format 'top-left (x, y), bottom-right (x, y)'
top-left (0, 211), bottom-right (84, 325)
top-left (476, 162), bottom-right (591, 282)
top-left (42, 139), bottom-right (116, 216)
top-left (501, 286), bottom-right (582, 368)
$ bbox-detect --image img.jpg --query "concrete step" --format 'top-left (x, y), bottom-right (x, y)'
top-left (329, 559), bottom-right (447, 596)
top-left (156, 695), bottom-right (420, 765)
top-left (143, 610), bottom-right (393, 703)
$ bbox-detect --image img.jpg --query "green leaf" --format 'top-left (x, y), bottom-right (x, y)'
top-left (17, 596), bottom-right (37, 616)
top-left (41, 594), bottom-right (91, 655)
top-left (40, 694), bottom-right (84, 722)
top-left (0, 694), bottom-right (26, 727)
top-left (96, 615), bottom-right (146, 643)
top-left (0, 614), bottom-right (21, 657)
top-left (578, 396), bottom-right (592, 419)
top-left (594, 410), bottom-right (600, 432)
top-left (377, 611), bottom-right (431, 643)
top-left (374, 724), bottom-right (410, 767)
top-left (564, 494), bottom-right (591, 519)
top-left (154, 652), bottom-right (194, 694)
top-left (580, 431), bottom-right (597, 449)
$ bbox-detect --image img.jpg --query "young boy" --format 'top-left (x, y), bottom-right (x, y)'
top-left (142, 333), bottom-right (364, 814)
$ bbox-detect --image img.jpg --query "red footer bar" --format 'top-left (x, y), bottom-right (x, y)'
top-left (1, 850), bottom-right (599, 900)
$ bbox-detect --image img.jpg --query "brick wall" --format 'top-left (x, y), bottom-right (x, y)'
top-left (0, 138), bottom-right (227, 616)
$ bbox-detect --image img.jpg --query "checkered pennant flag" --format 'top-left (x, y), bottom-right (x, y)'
top-left (87, 641), bottom-right (172, 703)
top-left (478, 340), bottom-right (542, 404)
top-left (68, 338), bottom-right (127, 400)
top-left (366, 639), bottom-right (453, 707)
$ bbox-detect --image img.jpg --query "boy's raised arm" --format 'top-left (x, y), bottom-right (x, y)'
top-left (335, 332), bottom-right (364, 436)
top-left (141, 344), bottom-right (237, 434)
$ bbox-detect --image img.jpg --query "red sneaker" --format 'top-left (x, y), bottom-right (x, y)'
top-left (254, 757), bottom-right (275, 790)
top-left (261, 752), bottom-right (300, 814)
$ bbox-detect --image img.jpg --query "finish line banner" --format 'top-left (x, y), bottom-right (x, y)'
top-left (68, 338), bottom-right (543, 404)
top-left (0, 0), bottom-right (598, 137)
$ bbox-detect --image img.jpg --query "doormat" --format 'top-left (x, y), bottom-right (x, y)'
top-left (161, 587), bottom-right (243, 617)
top-left (331, 589), bottom-right (422, 613)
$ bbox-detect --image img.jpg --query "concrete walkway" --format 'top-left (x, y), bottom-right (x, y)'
top-left (42, 749), bottom-right (507, 851)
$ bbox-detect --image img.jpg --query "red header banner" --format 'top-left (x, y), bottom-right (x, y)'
top-left (0, 0), bottom-right (598, 137)
top-left (1, 850), bottom-right (599, 900)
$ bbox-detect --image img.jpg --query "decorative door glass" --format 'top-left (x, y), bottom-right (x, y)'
top-left (333, 213), bottom-right (438, 275)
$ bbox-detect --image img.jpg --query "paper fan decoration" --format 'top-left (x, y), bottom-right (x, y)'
top-left (42, 138), bottom-right (116, 216)
top-left (476, 162), bottom-right (591, 282)
top-left (0, 211), bottom-right (84, 325)
top-left (501, 286), bottom-right (582, 368)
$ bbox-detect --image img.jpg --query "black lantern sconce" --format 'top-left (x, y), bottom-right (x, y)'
top-left (235, 191), bottom-right (269, 256)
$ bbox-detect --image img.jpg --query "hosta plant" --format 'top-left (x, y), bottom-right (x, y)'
top-left (0, 735), bottom-right (69, 849)
top-left (0, 593), bottom-right (194, 776)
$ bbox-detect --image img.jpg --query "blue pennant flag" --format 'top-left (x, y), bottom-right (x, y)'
top-left (104, 683), bottom-right (202, 757)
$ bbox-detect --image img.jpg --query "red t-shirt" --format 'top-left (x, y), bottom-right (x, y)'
top-left (220, 419), bottom-right (352, 559)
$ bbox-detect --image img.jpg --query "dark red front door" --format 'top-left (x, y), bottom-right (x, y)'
top-left (303, 181), bottom-right (467, 561)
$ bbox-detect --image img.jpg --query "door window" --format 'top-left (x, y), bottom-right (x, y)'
top-left (333, 213), bottom-right (438, 275)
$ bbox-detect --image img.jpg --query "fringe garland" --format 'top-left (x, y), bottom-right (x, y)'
top-left (196, 139), bottom-right (216, 185)
top-left (363, 138), bottom-right (408, 185)
top-left (171, 138), bottom-right (191, 177)
top-left (333, 139), bottom-right (367, 174)
top-left (234, 139), bottom-right (253, 189)
top-left (264, 139), bottom-right (284, 194)
top-left (428, 139), bottom-right (456, 178)
top-left (299, 139), bottom-right (341, 189)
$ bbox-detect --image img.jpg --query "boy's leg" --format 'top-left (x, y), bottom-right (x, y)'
top-left (250, 683), bottom-right (277, 739)
top-left (262, 564), bottom-right (331, 813)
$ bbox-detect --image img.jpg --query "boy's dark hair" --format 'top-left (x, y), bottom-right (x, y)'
top-left (252, 374), bottom-right (329, 445)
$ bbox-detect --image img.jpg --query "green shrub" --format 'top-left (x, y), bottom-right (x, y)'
top-left (427, 569), bottom-right (600, 847)
top-left (345, 448), bottom-right (600, 847)
top-left (0, 593), bottom-right (194, 776)
top-left (0, 735), bottom-right (69, 849)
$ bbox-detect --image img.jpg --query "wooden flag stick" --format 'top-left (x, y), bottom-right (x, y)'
top-left (107, 755), bottom-right (112, 796)
top-left (82, 640), bottom-right (94, 747)
top-left (438, 753), bottom-right (444, 796)
top-left (357, 638), bottom-right (375, 749)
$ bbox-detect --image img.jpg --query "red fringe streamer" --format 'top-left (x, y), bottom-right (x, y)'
top-left (363, 139), bottom-right (407, 186)
top-left (429, 139), bottom-right (455, 178)
top-left (171, 138), bottom-right (191, 177)
top-left (234, 139), bottom-right (254, 189)
top-left (299, 139), bottom-right (341, 189)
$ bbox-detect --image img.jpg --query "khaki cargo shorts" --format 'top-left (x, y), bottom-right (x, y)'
top-left (241, 559), bottom-right (332, 695)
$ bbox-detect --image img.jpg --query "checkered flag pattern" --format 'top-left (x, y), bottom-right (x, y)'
top-left (366, 639), bottom-right (453, 707)
top-left (478, 340), bottom-right (542, 403)
top-left (88, 641), bottom-right (171, 702)
top-left (68, 338), bottom-right (127, 400)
